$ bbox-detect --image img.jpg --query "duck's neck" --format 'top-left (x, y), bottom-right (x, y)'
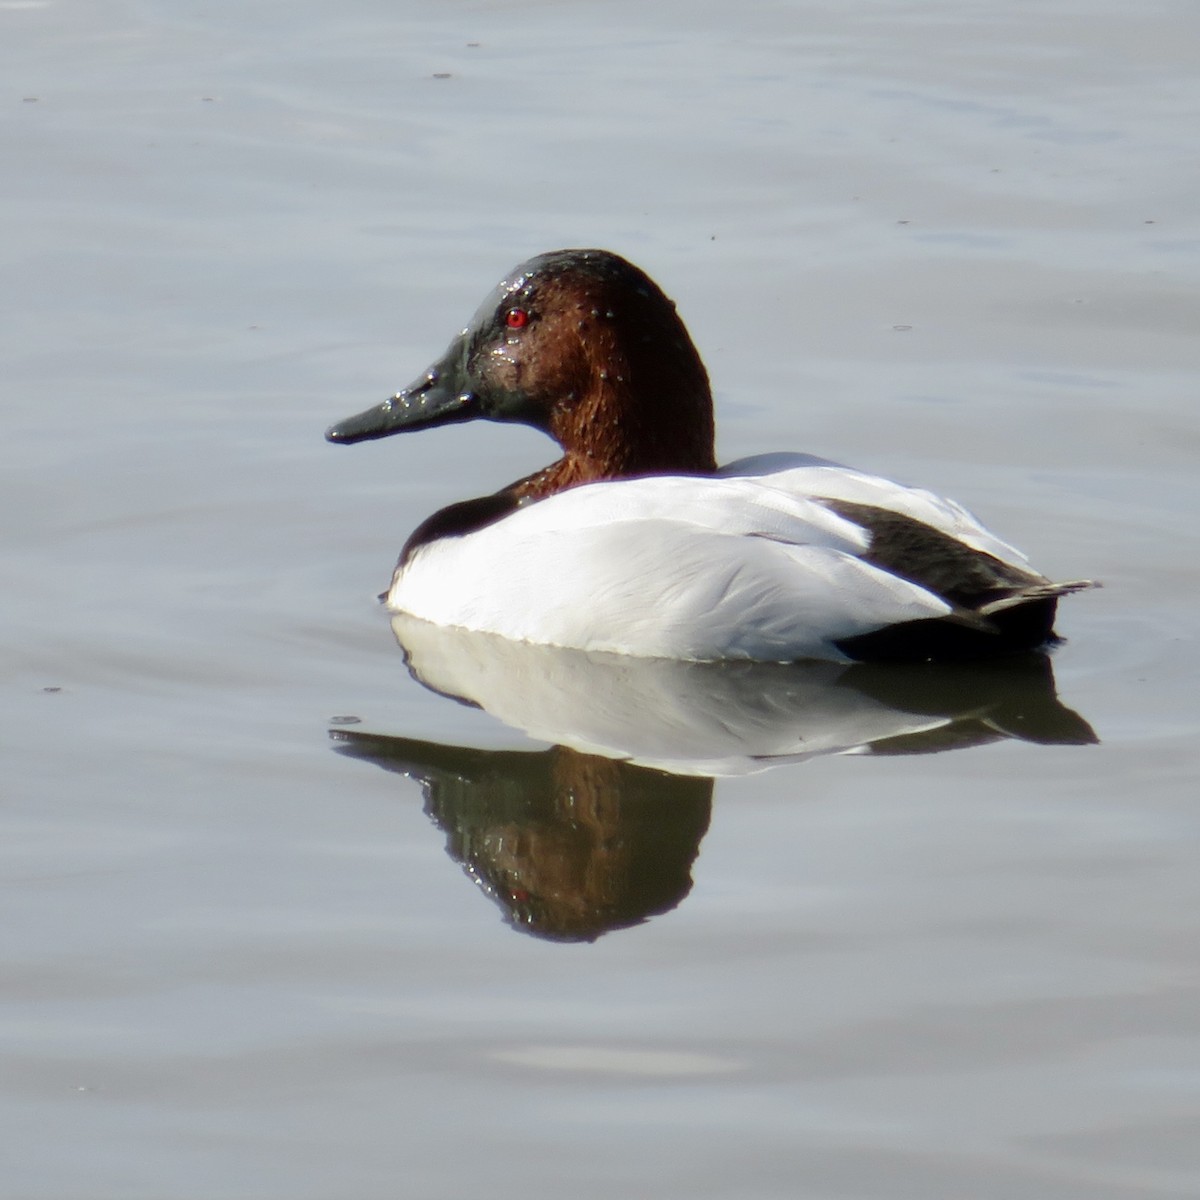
top-left (507, 371), bottom-right (717, 503)
top-left (506, 454), bottom-right (602, 503)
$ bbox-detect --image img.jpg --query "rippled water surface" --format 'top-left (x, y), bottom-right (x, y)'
top-left (4, 1), bottom-right (1198, 1196)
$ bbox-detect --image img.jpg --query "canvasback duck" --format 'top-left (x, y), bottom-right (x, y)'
top-left (327, 249), bottom-right (1093, 662)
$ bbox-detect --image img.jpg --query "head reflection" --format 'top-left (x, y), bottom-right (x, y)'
top-left (331, 735), bottom-right (711, 942)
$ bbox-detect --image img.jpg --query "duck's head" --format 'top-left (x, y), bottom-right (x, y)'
top-left (326, 249), bottom-right (716, 494)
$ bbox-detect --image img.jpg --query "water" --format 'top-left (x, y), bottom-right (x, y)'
top-left (4, 1), bottom-right (1198, 1196)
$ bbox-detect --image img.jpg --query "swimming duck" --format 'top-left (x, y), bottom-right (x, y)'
top-left (327, 249), bottom-right (1092, 663)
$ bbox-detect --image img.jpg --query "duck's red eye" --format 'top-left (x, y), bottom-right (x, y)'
top-left (505, 307), bottom-right (529, 329)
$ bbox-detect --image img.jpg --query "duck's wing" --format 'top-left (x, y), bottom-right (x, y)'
top-left (722, 452), bottom-right (1099, 616)
top-left (720, 452), bottom-right (1032, 568)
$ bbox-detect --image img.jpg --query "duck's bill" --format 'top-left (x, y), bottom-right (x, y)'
top-left (326, 366), bottom-right (482, 444)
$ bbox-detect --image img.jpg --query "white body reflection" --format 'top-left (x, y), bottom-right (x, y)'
top-left (390, 613), bottom-right (1094, 776)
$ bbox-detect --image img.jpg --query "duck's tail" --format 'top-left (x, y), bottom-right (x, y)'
top-left (977, 578), bottom-right (1099, 618)
top-left (963, 578), bottom-right (1100, 656)
top-left (837, 579), bottom-right (1099, 663)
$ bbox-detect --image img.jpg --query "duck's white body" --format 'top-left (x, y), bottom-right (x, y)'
top-left (387, 454), bottom-right (1036, 663)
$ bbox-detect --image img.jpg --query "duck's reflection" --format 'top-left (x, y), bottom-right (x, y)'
top-left (331, 618), bottom-right (1095, 940)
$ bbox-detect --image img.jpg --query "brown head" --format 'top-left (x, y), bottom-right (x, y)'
top-left (326, 250), bottom-right (717, 500)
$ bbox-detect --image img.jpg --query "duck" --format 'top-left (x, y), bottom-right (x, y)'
top-left (326, 249), bottom-right (1093, 663)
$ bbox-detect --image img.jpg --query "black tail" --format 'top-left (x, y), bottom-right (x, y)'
top-left (836, 580), bottom-right (1099, 663)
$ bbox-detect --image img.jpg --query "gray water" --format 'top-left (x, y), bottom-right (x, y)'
top-left (4, 1), bottom-right (1198, 1196)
